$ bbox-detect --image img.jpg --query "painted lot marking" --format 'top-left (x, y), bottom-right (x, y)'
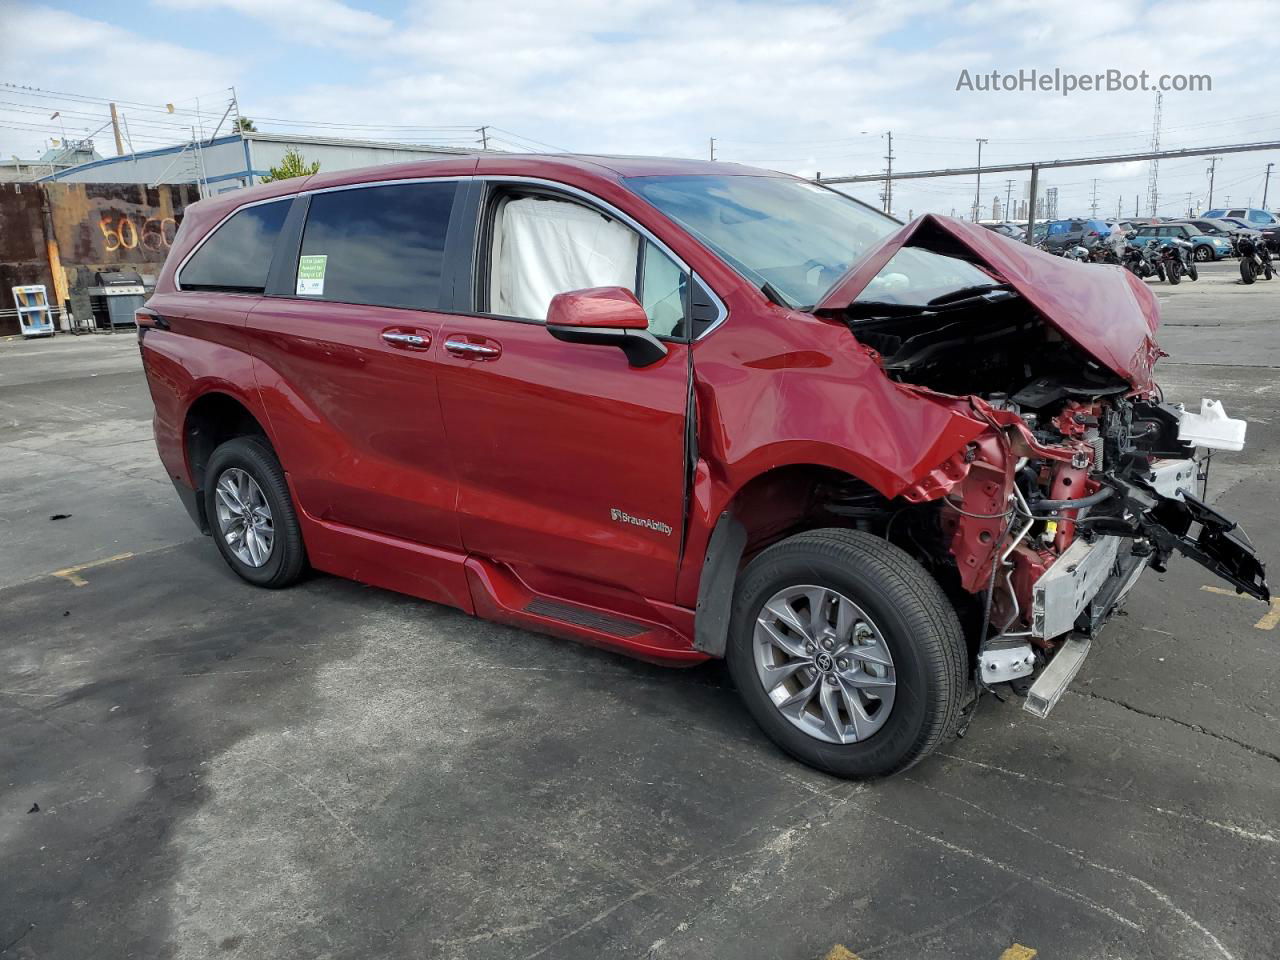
top-left (51, 552), bottom-right (134, 587)
top-left (1200, 584), bottom-right (1279, 630)
top-left (822, 945), bottom-right (1036, 959)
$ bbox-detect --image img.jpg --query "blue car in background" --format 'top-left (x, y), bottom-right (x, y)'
top-left (1133, 223), bottom-right (1234, 261)
top-left (1202, 207), bottom-right (1279, 227)
top-left (1043, 218), bottom-right (1111, 253)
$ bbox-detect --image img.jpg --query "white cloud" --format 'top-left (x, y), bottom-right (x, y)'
top-left (0, 5), bottom-right (239, 156)
top-left (154, 0), bottom-right (393, 45)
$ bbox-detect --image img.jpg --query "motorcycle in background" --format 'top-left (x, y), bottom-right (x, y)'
top-left (1237, 234), bottom-right (1275, 284)
top-left (1123, 239), bottom-right (1165, 281)
top-left (1158, 238), bottom-right (1199, 284)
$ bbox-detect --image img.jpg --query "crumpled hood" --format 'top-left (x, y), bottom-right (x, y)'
top-left (816, 214), bottom-right (1163, 391)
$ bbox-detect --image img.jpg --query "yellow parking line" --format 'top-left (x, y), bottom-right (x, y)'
top-left (1000, 947), bottom-right (1037, 960)
top-left (51, 552), bottom-right (134, 587)
top-left (1200, 584), bottom-right (1278, 630)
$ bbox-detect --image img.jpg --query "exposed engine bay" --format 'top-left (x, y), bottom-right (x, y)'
top-left (837, 282), bottom-right (1269, 717)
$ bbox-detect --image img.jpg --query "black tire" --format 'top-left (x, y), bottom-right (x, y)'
top-left (1166, 260), bottom-right (1181, 284)
top-left (203, 436), bottom-right (308, 588)
top-left (1155, 263), bottom-right (1166, 282)
top-left (1241, 258), bottom-right (1256, 284)
top-left (1187, 261), bottom-right (1199, 281)
top-left (1265, 261), bottom-right (1275, 281)
top-left (726, 529), bottom-right (966, 779)
top-left (1193, 244), bottom-right (1212, 262)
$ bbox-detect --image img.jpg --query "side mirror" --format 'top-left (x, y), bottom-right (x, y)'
top-left (546, 286), bottom-right (667, 367)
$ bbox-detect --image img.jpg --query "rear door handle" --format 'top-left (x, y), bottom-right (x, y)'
top-left (444, 339), bottom-right (501, 359)
top-left (382, 330), bottom-right (431, 350)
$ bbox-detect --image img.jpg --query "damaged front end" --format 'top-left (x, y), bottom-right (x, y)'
top-left (818, 214), bottom-right (1269, 718)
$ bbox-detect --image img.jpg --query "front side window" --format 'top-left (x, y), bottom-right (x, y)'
top-left (297, 181), bottom-right (456, 310)
top-left (486, 193), bottom-right (688, 336)
top-left (626, 174), bottom-right (990, 309)
top-left (180, 199), bottom-right (290, 293)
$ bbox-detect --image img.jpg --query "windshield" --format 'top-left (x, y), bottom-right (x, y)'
top-left (625, 174), bottom-right (992, 308)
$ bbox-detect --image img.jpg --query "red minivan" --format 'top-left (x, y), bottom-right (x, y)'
top-left (140, 155), bottom-right (1266, 777)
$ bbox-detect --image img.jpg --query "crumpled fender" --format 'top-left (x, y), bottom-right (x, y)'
top-left (816, 213), bottom-right (1164, 392)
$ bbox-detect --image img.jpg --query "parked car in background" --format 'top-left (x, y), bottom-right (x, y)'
top-left (981, 221), bottom-right (1026, 241)
top-left (1043, 218), bottom-right (1111, 253)
top-left (137, 156), bottom-right (1268, 778)
top-left (1202, 207), bottom-right (1279, 227)
top-left (1139, 223), bottom-right (1235, 260)
top-left (1257, 221), bottom-right (1280, 252)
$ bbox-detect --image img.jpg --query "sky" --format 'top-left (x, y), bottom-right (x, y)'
top-left (3, 0), bottom-right (1280, 220)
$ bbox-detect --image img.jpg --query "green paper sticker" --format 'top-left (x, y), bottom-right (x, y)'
top-left (297, 255), bottom-right (327, 295)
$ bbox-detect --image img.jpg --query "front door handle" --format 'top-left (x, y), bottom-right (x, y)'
top-left (382, 330), bottom-right (431, 349)
top-left (444, 339), bottom-right (501, 359)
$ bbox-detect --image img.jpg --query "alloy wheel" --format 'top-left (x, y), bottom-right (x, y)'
top-left (214, 467), bottom-right (275, 567)
top-left (753, 584), bottom-right (896, 744)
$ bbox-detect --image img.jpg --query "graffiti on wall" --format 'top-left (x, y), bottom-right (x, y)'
top-left (97, 213), bottom-right (180, 254)
top-left (52, 183), bottom-right (200, 266)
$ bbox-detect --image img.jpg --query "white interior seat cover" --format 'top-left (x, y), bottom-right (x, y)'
top-left (492, 196), bottom-right (639, 320)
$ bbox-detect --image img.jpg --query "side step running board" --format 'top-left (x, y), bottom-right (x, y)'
top-left (523, 598), bottom-right (650, 638)
top-left (1023, 634), bottom-right (1092, 718)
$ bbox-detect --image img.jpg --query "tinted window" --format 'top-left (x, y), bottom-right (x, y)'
top-left (181, 199), bottom-right (290, 292)
top-left (1137, 227), bottom-right (1157, 236)
top-left (298, 181), bottom-right (456, 310)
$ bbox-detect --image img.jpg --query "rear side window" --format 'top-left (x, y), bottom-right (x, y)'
top-left (297, 181), bottom-right (456, 310)
top-left (180, 199), bottom-right (290, 292)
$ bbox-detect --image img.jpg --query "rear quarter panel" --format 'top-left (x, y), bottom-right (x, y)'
top-left (141, 291), bottom-right (269, 486)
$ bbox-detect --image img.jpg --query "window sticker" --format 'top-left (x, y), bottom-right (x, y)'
top-left (297, 254), bottom-right (327, 295)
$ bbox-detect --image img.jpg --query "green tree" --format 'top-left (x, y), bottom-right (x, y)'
top-left (261, 147), bottom-right (320, 183)
top-left (232, 117), bottom-right (256, 133)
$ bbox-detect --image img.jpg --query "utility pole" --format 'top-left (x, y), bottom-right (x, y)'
top-left (1207, 156), bottom-right (1220, 208)
top-left (476, 126), bottom-right (489, 150)
top-left (1116, 197), bottom-right (1122, 219)
top-left (1090, 178), bottom-right (1099, 216)
top-left (1134, 195), bottom-right (1139, 217)
top-left (709, 137), bottom-right (715, 161)
top-left (883, 131), bottom-right (894, 215)
top-left (109, 102), bottom-right (124, 156)
top-left (1026, 163), bottom-right (1040, 242)
top-left (1264, 162), bottom-right (1274, 209)
top-left (1185, 192), bottom-right (1193, 217)
top-left (1005, 178), bottom-right (1015, 222)
top-left (973, 138), bottom-right (988, 221)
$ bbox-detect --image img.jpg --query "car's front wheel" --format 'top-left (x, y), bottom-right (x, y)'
top-left (1193, 244), bottom-right (1213, 262)
top-left (204, 436), bottom-right (308, 588)
top-left (727, 529), bottom-right (966, 779)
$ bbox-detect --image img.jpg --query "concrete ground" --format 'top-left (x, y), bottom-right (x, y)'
top-left (2, 260), bottom-right (1277, 960)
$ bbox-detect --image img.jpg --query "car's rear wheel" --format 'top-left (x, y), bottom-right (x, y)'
top-left (727, 529), bottom-right (966, 779)
top-left (204, 436), bottom-right (307, 588)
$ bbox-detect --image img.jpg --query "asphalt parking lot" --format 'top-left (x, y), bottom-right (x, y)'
top-left (2, 259), bottom-right (1277, 960)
